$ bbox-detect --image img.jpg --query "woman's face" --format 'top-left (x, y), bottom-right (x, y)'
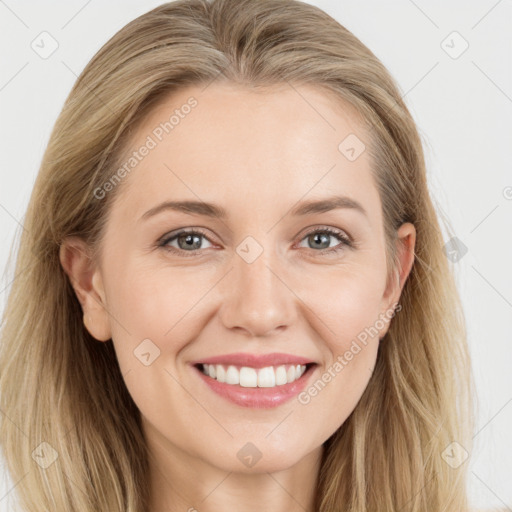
top-left (64, 81), bottom-right (415, 474)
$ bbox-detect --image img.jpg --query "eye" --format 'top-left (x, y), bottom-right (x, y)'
top-left (158, 228), bottom-right (214, 256)
top-left (296, 226), bottom-right (353, 255)
top-left (158, 226), bottom-right (354, 257)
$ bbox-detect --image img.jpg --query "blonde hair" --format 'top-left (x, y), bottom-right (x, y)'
top-left (0, 0), bottom-right (475, 510)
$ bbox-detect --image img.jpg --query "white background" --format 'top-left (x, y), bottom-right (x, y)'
top-left (0, 1), bottom-right (511, 511)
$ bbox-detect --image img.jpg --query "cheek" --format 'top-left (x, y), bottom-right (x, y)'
top-left (330, 280), bottom-right (384, 348)
top-left (292, 261), bottom-right (386, 398)
top-left (102, 263), bottom-right (206, 424)
top-left (294, 272), bottom-right (385, 435)
top-left (104, 260), bottom-right (216, 363)
top-left (297, 261), bottom-right (387, 346)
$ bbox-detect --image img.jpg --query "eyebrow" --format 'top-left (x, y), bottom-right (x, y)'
top-left (139, 194), bottom-right (368, 221)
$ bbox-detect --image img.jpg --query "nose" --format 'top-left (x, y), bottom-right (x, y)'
top-left (218, 246), bottom-right (297, 338)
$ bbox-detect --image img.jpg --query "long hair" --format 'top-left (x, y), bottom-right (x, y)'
top-left (0, 0), bottom-right (475, 510)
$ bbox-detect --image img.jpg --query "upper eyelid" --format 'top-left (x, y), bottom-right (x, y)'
top-left (159, 227), bottom-right (213, 245)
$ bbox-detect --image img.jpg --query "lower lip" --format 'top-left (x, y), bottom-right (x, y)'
top-left (192, 364), bottom-right (316, 409)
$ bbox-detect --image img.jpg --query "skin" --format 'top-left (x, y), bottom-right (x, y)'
top-left (60, 81), bottom-right (415, 512)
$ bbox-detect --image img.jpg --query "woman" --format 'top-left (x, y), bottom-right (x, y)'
top-left (0, 0), bottom-right (475, 510)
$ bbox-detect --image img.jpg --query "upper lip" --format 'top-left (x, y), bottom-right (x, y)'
top-left (191, 352), bottom-right (316, 369)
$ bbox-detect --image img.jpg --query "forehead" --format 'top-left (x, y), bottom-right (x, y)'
top-left (109, 81), bottom-right (381, 227)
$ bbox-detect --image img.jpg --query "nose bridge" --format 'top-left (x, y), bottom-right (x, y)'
top-left (219, 235), bottom-right (296, 336)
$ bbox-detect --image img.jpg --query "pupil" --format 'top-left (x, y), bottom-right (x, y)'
top-left (311, 233), bottom-right (329, 249)
top-left (180, 234), bottom-right (201, 250)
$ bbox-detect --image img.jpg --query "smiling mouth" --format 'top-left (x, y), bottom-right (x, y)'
top-left (194, 362), bottom-right (316, 388)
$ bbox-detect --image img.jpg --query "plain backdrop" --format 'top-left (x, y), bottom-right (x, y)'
top-left (0, 1), bottom-right (511, 511)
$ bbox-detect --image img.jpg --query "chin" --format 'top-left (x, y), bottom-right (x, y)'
top-left (230, 456), bottom-right (304, 475)
top-left (223, 440), bottom-right (315, 475)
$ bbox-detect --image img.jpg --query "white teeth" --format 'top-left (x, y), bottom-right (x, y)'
top-left (240, 367), bottom-right (258, 387)
top-left (216, 365), bottom-right (226, 383)
top-left (287, 365), bottom-right (295, 382)
top-left (225, 365), bottom-right (240, 385)
top-left (200, 363), bottom-right (308, 387)
top-left (257, 366), bottom-right (275, 387)
top-left (275, 365), bottom-right (288, 385)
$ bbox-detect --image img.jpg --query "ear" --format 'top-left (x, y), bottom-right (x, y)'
top-left (59, 237), bottom-right (112, 342)
top-left (378, 222), bottom-right (416, 338)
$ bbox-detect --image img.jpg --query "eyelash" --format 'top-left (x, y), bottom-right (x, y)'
top-left (157, 226), bottom-right (354, 258)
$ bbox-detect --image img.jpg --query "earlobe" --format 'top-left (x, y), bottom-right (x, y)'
top-left (59, 237), bottom-right (112, 342)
